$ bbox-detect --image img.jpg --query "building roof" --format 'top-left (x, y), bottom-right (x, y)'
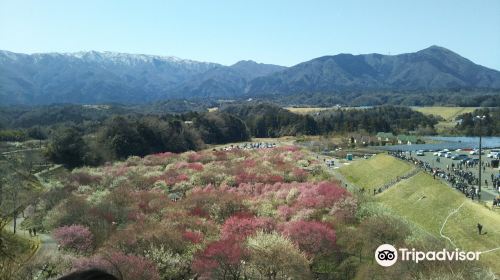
top-left (397, 135), bottom-right (418, 142)
top-left (376, 132), bottom-right (395, 139)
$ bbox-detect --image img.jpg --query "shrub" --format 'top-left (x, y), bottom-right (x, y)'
top-left (73, 251), bottom-right (160, 280)
top-left (144, 244), bottom-right (191, 280)
top-left (245, 231), bottom-right (311, 279)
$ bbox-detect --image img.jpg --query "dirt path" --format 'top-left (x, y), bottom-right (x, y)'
top-left (439, 201), bottom-right (465, 248)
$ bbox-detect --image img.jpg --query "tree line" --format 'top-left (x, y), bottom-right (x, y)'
top-left (314, 106), bottom-right (439, 134)
top-left (222, 103), bottom-right (438, 137)
top-left (454, 107), bottom-right (500, 136)
top-left (1, 103), bottom-right (442, 168)
top-left (255, 90), bottom-right (500, 107)
top-left (46, 112), bottom-right (251, 168)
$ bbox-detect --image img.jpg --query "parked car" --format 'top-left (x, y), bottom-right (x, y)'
top-left (469, 149), bottom-right (484, 155)
top-left (488, 149), bottom-right (500, 158)
top-left (416, 150), bottom-right (425, 156)
top-left (444, 152), bottom-right (452, 158)
top-left (451, 154), bottom-right (468, 160)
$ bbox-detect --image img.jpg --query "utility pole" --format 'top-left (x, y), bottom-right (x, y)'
top-left (479, 130), bottom-right (482, 196)
top-left (475, 115), bottom-right (486, 199)
top-left (12, 189), bottom-right (17, 234)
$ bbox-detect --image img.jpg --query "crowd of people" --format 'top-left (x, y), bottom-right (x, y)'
top-left (218, 142), bottom-right (277, 151)
top-left (389, 151), bottom-right (500, 204)
top-left (372, 168), bottom-right (420, 195)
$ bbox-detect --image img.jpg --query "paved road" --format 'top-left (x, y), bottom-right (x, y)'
top-left (1, 147), bottom-right (42, 156)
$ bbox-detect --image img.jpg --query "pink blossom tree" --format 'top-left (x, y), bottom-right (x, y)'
top-left (53, 224), bottom-right (94, 254)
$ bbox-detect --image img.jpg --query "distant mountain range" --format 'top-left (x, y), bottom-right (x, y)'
top-left (1, 46), bottom-right (499, 105)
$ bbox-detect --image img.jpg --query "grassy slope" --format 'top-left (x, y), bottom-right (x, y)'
top-left (338, 154), bottom-right (414, 189)
top-left (1, 230), bottom-right (32, 256)
top-left (0, 230), bottom-right (35, 277)
top-left (377, 172), bottom-right (500, 271)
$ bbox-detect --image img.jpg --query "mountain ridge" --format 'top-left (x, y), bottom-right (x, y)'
top-left (246, 46), bottom-right (500, 95)
top-left (1, 46), bottom-right (499, 105)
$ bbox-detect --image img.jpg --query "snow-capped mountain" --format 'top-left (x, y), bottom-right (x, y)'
top-left (1, 47), bottom-right (499, 105)
top-left (0, 50), bottom-right (223, 104)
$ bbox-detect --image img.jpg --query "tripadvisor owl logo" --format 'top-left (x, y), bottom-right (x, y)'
top-left (375, 244), bottom-right (398, 267)
top-left (375, 244), bottom-right (481, 267)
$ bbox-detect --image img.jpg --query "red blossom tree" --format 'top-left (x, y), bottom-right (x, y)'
top-left (292, 168), bottom-right (308, 182)
top-left (183, 230), bottom-right (204, 244)
top-left (277, 205), bottom-right (296, 221)
top-left (280, 220), bottom-right (336, 257)
top-left (235, 171), bottom-right (258, 185)
top-left (192, 238), bottom-right (246, 280)
top-left (220, 216), bottom-right (275, 240)
top-left (187, 152), bottom-right (203, 163)
top-left (187, 162), bottom-right (204, 171)
top-left (212, 150), bottom-right (227, 161)
top-left (296, 181), bottom-right (348, 209)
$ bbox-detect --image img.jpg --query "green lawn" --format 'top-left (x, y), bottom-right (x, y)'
top-left (377, 172), bottom-right (500, 271)
top-left (338, 154), bottom-right (414, 189)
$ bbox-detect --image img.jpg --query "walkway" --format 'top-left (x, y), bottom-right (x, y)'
top-left (374, 168), bottom-right (420, 194)
top-left (4, 163), bottom-right (62, 267)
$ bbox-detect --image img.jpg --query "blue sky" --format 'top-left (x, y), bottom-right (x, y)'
top-left (1, 0), bottom-right (499, 69)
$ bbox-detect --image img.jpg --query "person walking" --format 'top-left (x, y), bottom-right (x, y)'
top-left (477, 223), bottom-right (483, 235)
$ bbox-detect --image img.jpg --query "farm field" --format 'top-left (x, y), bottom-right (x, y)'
top-left (338, 154), bottom-right (414, 190)
top-left (284, 107), bottom-right (338, 114)
top-left (412, 106), bottom-right (477, 134)
top-left (284, 106), bottom-right (373, 114)
top-left (412, 106), bottom-right (477, 120)
top-left (377, 171), bottom-right (500, 272)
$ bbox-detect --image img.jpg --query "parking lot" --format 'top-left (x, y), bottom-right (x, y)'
top-left (410, 149), bottom-right (500, 200)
